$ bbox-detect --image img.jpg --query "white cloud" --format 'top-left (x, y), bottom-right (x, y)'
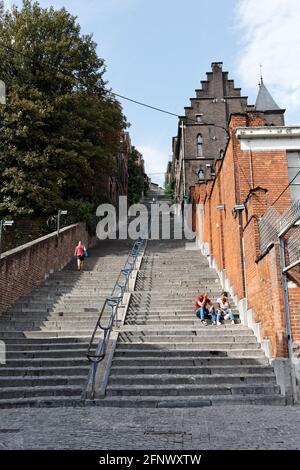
top-left (236, 0), bottom-right (300, 119)
top-left (136, 145), bottom-right (169, 187)
top-left (3, 0), bottom-right (12, 9)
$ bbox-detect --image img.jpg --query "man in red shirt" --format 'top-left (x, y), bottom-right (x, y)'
top-left (194, 293), bottom-right (215, 325)
top-left (74, 241), bottom-right (86, 271)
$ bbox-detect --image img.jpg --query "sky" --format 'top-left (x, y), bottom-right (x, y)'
top-left (4, 0), bottom-right (300, 185)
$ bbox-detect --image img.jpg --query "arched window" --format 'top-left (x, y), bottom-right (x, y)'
top-left (197, 134), bottom-right (203, 158)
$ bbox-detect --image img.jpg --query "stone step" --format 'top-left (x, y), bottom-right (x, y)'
top-left (2, 314), bottom-right (101, 322)
top-left (124, 317), bottom-right (240, 323)
top-left (126, 309), bottom-right (239, 315)
top-left (37, 327), bottom-right (100, 333)
top-left (0, 394), bottom-right (285, 409)
top-left (112, 356), bottom-right (270, 366)
top-left (5, 348), bottom-right (90, 358)
top-left (108, 373), bottom-right (276, 386)
top-left (23, 293), bottom-right (111, 301)
top-left (130, 292), bottom-right (224, 297)
top-left (0, 320), bottom-right (99, 329)
top-left (25, 291), bottom-right (114, 298)
top-left (118, 335), bottom-right (257, 344)
top-left (0, 396), bottom-right (84, 408)
top-left (125, 316), bottom-right (241, 329)
top-left (0, 330), bottom-right (102, 338)
top-left (114, 348), bottom-right (265, 357)
top-left (43, 280), bottom-right (117, 286)
top-left (118, 326), bottom-right (248, 334)
top-left (3, 337), bottom-right (95, 345)
top-left (6, 308), bottom-right (103, 315)
top-left (7, 305), bottom-right (103, 313)
top-left (96, 395), bottom-right (287, 407)
top-left (4, 342), bottom-right (93, 351)
top-left (0, 385), bottom-right (83, 399)
top-left (106, 383), bottom-right (281, 397)
top-left (0, 375), bottom-right (85, 387)
top-left (0, 366), bottom-right (89, 377)
top-left (115, 342), bottom-right (260, 350)
top-left (3, 358), bottom-right (90, 367)
top-left (125, 313), bottom-right (238, 319)
top-left (110, 365), bottom-right (273, 375)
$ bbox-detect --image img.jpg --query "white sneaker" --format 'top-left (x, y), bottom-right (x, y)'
top-left (201, 320), bottom-right (208, 325)
top-left (217, 321), bottom-right (222, 326)
top-left (212, 321), bottom-right (216, 325)
top-left (231, 320), bottom-right (235, 324)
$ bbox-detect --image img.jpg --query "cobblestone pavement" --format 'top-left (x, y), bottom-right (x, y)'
top-left (0, 405), bottom-right (300, 450)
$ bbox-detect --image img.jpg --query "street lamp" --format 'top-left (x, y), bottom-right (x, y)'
top-left (0, 219), bottom-right (14, 257)
top-left (57, 210), bottom-right (68, 237)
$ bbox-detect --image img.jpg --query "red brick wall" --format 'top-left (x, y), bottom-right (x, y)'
top-left (220, 133), bottom-right (245, 298)
top-left (243, 215), bottom-right (287, 356)
top-left (191, 112), bottom-right (296, 358)
top-left (0, 223), bottom-right (90, 316)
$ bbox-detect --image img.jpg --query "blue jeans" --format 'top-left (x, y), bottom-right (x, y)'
top-left (211, 310), bottom-right (222, 322)
top-left (220, 307), bottom-right (235, 321)
top-left (195, 307), bottom-right (209, 320)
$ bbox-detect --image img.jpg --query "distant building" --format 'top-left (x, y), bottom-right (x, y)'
top-left (170, 62), bottom-right (285, 203)
top-left (149, 181), bottom-right (159, 192)
top-left (136, 149), bottom-right (145, 175)
top-left (165, 160), bottom-right (173, 186)
top-left (108, 131), bottom-right (131, 206)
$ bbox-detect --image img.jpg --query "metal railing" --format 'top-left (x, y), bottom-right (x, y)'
top-left (258, 206), bottom-right (280, 254)
top-left (83, 236), bottom-right (146, 399)
top-left (259, 200), bottom-right (300, 255)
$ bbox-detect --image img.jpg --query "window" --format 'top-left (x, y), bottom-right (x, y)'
top-left (197, 167), bottom-right (205, 182)
top-left (287, 151), bottom-right (300, 202)
top-left (197, 134), bottom-right (203, 158)
top-left (196, 114), bottom-right (203, 123)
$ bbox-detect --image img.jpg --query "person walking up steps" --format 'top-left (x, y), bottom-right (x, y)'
top-left (216, 291), bottom-right (235, 325)
top-left (74, 241), bottom-right (86, 271)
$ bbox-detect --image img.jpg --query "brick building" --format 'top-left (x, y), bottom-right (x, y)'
top-left (191, 112), bottom-right (300, 401)
top-left (170, 62), bottom-right (285, 203)
top-left (107, 131), bottom-right (131, 206)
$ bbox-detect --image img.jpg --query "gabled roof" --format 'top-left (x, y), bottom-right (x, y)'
top-left (255, 81), bottom-right (281, 111)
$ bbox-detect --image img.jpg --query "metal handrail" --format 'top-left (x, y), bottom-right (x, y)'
top-left (83, 236), bottom-right (146, 399)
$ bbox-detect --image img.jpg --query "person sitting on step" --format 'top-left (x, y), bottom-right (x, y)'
top-left (194, 293), bottom-right (215, 325)
top-left (216, 291), bottom-right (235, 325)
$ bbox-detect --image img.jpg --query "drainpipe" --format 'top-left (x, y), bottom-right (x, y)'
top-left (181, 121), bottom-right (186, 199)
top-left (249, 142), bottom-right (254, 189)
top-left (232, 128), bottom-right (246, 298)
top-left (279, 237), bottom-right (298, 403)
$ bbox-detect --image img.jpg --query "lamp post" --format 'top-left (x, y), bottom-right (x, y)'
top-left (57, 210), bottom-right (68, 237)
top-left (0, 220), bottom-right (14, 257)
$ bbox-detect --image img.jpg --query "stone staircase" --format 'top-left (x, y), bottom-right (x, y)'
top-left (0, 239), bottom-right (132, 408)
top-left (102, 235), bottom-right (286, 407)
top-left (0, 192), bottom-right (286, 408)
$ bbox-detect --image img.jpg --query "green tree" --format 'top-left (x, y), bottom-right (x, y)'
top-left (164, 180), bottom-right (175, 203)
top-left (0, 0), bottom-right (126, 221)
